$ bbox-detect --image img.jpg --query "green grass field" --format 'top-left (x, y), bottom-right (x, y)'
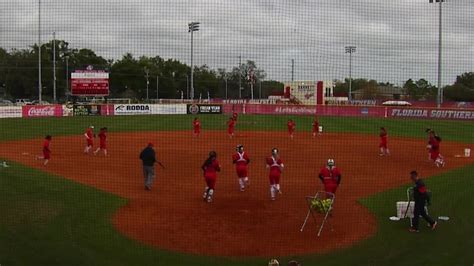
top-left (0, 115), bottom-right (473, 266)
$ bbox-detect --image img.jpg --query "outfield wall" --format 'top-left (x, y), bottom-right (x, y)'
top-left (1, 104), bottom-right (473, 120)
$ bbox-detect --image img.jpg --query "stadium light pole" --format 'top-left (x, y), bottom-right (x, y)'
top-left (53, 31), bottom-right (57, 103)
top-left (345, 46), bottom-right (356, 102)
top-left (144, 67), bottom-right (150, 100)
top-left (188, 22), bottom-right (200, 100)
top-left (65, 55), bottom-right (69, 95)
top-left (429, 0), bottom-right (444, 108)
top-left (184, 74), bottom-right (189, 99)
top-left (238, 55), bottom-right (242, 99)
top-left (156, 75), bottom-right (159, 100)
top-left (224, 76), bottom-right (228, 99)
top-left (38, 0), bottom-right (42, 102)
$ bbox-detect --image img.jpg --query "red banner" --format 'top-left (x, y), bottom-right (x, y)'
top-left (22, 105), bottom-right (63, 118)
top-left (223, 104), bottom-right (386, 117)
top-left (223, 103), bottom-right (474, 120)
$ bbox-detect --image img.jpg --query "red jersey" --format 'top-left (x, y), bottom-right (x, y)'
top-left (228, 119), bottom-right (235, 129)
top-left (43, 139), bottom-right (51, 152)
top-left (312, 121), bottom-right (319, 131)
top-left (203, 159), bottom-right (221, 177)
top-left (319, 167), bottom-right (342, 185)
top-left (232, 152), bottom-right (250, 167)
top-left (193, 120), bottom-right (201, 130)
top-left (266, 156), bottom-right (284, 175)
top-left (99, 131), bottom-right (107, 145)
top-left (85, 128), bottom-right (93, 140)
top-left (430, 138), bottom-right (440, 152)
top-left (287, 121), bottom-right (296, 131)
top-left (380, 130), bottom-right (388, 144)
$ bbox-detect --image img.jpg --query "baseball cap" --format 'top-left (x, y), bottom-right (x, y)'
top-left (148, 142), bottom-right (154, 147)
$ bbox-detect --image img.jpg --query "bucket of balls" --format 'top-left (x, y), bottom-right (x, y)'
top-left (310, 198), bottom-right (332, 213)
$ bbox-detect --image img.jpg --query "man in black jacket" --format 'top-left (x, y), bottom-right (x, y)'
top-left (139, 143), bottom-right (164, 191)
top-left (409, 170), bottom-right (437, 232)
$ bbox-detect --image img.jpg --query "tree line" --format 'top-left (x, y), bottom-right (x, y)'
top-left (1, 40), bottom-right (473, 102)
top-left (0, 40), bottom-right (283, 101)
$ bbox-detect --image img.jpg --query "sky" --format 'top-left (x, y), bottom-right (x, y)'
top-left (1, 0), bottom-right (473, 86)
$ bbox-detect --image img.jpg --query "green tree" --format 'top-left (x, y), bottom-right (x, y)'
top-left (444, 72), bottom-right (474, 101)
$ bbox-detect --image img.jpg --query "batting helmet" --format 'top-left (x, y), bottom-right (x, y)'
top-left (271, 148), bottom-right (279, 156)
top-left (209, 151), bottom-right (217, 158)
top-left (236, 144), bottom-right (244, 152)
top-left (327, 159), bottom-right (335, 167)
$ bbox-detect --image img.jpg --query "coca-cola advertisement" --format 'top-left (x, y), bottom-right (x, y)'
top-left (22, 105), bottom-right (63, 118)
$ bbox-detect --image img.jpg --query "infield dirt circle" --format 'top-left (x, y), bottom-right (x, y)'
top-left (0, 130), bottom-right (471, 257)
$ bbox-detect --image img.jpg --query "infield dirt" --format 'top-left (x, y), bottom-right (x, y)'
top-left (0, 131), bottom-right (471, 257)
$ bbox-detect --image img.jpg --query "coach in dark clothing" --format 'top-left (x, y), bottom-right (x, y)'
top-left (409, 171), bottom-right (437, 232)
top-left (139, 143), bottom-right (164, 191)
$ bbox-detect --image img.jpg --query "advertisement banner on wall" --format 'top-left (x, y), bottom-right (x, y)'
top-left (389, 108), bottom-right (474, 120)
top-left (114, 104), bottom-right (152, 115)
top-left (187, 104), bottom-right (222, 114)
top-left (0, 106), bottom-right (22, 118)
top-left (73, 104), bottom-right (102, 116)
top-left (22, 105), bottom-right (63, 118)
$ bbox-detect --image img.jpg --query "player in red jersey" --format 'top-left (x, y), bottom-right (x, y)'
top-left (202, 151), bottom-right (221, 203)
top-left (227, 117), bottom-right (236, 138)
top-left (426, 129), bottom-right (436, 161)
top-left (312, 117), bottom-right (321, 137)
top-left (94, 127), bottom-right (108, 156)
top-left (266, 148), bottom-right (284, 200)
top-left (232, 144), bottom-right (250, 191)
top-left (430, 134), bottom-right (445, 167)
top-left (379, 127), bottom-right (390, 156)
top-left (36, 135), bottom-right (52, 166)
top-left (83, 126), bottom-right (95, 154)
top-left (192, 117), bottom-right (201, 137)
top-left (287, 119), bottom-right (296, 139)
top-left (318, 159), bottom-right (341, 194)
top-left (232, 112), bottom-right (238, 121)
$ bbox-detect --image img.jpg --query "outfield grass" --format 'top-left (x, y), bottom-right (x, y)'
top-left (0, 115), bottom-right (473, 265)
top-left (0, 114), bottom-right (473, 143)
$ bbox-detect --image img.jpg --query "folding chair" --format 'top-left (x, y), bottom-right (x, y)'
top-left (300, 191), bottom-right (335, 237)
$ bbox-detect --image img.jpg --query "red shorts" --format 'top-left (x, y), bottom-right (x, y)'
top-left (288, 129), bottom-right (295, 134)
top-left (324, 182), bottom-right (338, 194)
top-left (269, 173), bottom-right (280, 185)
top-left (204, 176), bottom-right (216, 190)
top-left (43, 150), bottom-right (51, 160)
top-left (236, 165), bottom-right (248, 178)
top-left (228, 127), bottom-right (234, 134)
top-left (379, 141), bottom-right (387, 149)
top-left (430, 151), bottom-right (440, 160)
top-left (100, 142), bottom-right (107, 149)
top-left (86, 139), bottom-right (93, 147)
top-left (194, 128), bottom-right (200, 134)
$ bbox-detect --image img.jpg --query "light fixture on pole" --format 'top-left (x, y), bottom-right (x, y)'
top-left (429, 0), bottom-right (444, 108)
top-left (345, 46), bottom-right (356, 102)
top-left (188, 22), bottom-right (200, 100)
